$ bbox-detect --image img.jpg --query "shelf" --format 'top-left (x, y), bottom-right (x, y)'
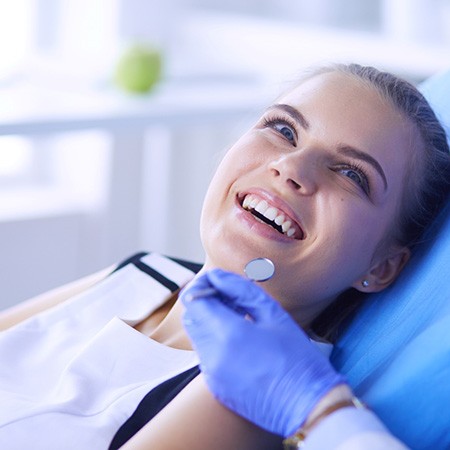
top-left (0, 76), bottom-right (266, 136)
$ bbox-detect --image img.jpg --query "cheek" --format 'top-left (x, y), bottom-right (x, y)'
top-left (318, 198), bottom-right (388, 269)
top-left (202, 137), bottom-right (262, 205)
top-left (200, 154), bottom-right (235, 220)
top-left (220, 132), bottom-right (267, 170)
top-left (199, 150), bottom-right (241, 245)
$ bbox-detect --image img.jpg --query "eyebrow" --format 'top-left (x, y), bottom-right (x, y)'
top-left (338, 145), bottom-right (388, 191)
top-left (266, 104), bottom-right (310, 130)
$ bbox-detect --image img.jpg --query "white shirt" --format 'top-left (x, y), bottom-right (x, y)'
top-left (0, 253), bottom-right (198, 450)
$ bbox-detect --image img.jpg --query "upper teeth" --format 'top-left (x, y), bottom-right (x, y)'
top-left (242, 194), bottom-right (296, 238)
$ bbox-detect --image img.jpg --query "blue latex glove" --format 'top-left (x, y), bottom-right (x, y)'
top-left (181, 269), bottom-right (346, 437)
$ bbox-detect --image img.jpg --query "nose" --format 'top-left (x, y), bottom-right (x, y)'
top-left (268, 150), bottom-right (318, 195)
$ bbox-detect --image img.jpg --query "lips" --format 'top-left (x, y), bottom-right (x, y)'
top-left (239, 192), bottom-right (305, 240)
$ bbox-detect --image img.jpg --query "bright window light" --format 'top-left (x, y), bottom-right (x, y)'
top-left (0, 1), bottom-right (34, 81)
top-left (0, 136), bottom-right (33, 178)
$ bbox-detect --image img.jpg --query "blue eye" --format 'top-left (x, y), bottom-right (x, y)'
top-left (274, 123), bottom-right (295, 141)
top-left (342, 168), bottom-right (362, 184)
top-left (337, 165), bottom-right (370, 195)
top-left (263, 116), bottom-right (297, 145)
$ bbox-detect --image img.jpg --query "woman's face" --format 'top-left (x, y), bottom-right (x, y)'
top-left (200, 72), bottom-right (415, 326)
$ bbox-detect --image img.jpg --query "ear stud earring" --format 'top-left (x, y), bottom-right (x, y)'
top-left (362, 280), bottom-right (369, 288)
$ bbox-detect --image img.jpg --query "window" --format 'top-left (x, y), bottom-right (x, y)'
top-left (0, 136), bottom-right (34, 183)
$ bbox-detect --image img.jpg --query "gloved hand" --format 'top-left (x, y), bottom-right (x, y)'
top-left (181, 268), bottom-right (346, 437)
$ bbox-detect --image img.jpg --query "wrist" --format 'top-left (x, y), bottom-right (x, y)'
top-left (304, 384), bottom-right (353, 428)
top-left (283, 385), bottom-right (366, 449)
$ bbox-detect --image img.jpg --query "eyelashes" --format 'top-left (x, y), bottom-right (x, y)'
top-left (262, 115), bottom-right (298, 145)
top-left (334, 162), bottom-right (371, 195)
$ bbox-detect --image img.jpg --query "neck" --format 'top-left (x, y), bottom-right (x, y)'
top-left (147, 294), bottom-right (194, 351)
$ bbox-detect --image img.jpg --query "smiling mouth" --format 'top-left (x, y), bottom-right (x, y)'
top-left (240, 194), bottom-right (304, 240)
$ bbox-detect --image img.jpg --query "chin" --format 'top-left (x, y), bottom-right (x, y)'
top-left (203, 251), bottom-right (247, 275)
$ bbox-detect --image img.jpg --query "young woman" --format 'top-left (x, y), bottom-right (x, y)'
top-left (0, 64), bottom-right (449, 450)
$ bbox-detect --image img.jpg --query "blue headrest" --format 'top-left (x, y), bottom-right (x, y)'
top-left (332, 70), bottom-right (450, 449)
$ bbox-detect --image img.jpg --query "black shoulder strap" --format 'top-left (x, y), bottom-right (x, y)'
top-left (113, 252), bottom-right (150, 272)
top-left (109, 366), bottom-right (201, 449)
top-left (108, 252), bottom-right (203, 448)
top-left (114, 252), bottom-right (203, 276)
top-left (112, 252), bottom-right (203, 293)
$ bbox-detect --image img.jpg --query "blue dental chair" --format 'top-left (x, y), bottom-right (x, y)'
top-left (332, 69), bottom-right (450, 449)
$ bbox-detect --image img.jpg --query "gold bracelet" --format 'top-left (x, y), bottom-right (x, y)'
top-left (282, 397), bottom-right (366, 450)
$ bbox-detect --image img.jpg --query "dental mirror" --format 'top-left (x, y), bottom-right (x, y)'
top-left (244, 257), bottom-right (275, 282)
top-left (184, 257), bottom-right (275, 302)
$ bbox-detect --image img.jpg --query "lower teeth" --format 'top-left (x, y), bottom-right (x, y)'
top-left (250, 209), bottom-right (284, 234)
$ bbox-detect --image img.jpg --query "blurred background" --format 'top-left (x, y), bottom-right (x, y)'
top-left (0, 0), bottom-right (449, 309)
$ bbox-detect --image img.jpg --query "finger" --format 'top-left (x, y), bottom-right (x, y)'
top-left (181, 271), bottom-right (250, 317)
top-left (182, 294), bottom-right (246, 342)
top-left (206, 269), bottom-right (290, 323)
top-left (180, 273), bottom-right (216, 305)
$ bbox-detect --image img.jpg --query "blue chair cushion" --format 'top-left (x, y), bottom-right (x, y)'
top-left (331, 69), bottom-right (450, 449)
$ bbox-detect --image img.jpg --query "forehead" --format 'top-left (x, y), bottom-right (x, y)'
top-left (279, 71), bottom-right (413, 152)
top-left (279, 71), bottom-right (395, 121)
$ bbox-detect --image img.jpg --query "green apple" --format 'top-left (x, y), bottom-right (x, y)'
top-left (114, 44), bottom-right (162, 94)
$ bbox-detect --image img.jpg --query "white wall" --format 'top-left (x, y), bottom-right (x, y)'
top-left (0, 214), bottom-right (85, 309)
top-left (1, 0), bottom-right (448, 310)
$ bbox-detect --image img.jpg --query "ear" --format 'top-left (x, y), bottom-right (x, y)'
top-left (352, 246), bottom-right (411, 293)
